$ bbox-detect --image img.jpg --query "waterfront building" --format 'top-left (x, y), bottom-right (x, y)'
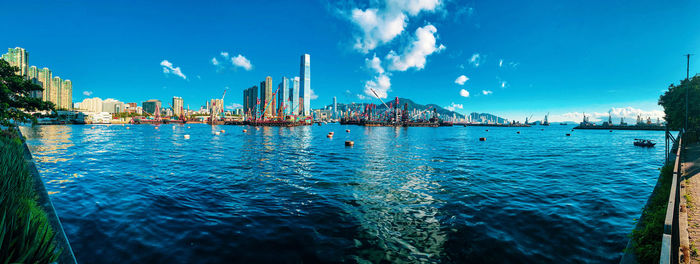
top-left (1, 47), bottom-right (29, 77)
top-left (38, 67), bottom-right (52, 101)
top-left (290, 77), bottom-right (299, 116)
top-left (210, 98), bottom-right (223, 116)
top-left (172, 96), bottom-right (184, 117)
top-left (278, 77), bottom-right (290, 116)
top-left (61, 80), bottom-right (72, 110)
top-left (142, 99), bottom-right (162, 114)
top-left (51, 76), bottom-right (63, 109)
top-left (300, 54), bottom-right (311, 116)
top-left (78, 97), bottom-right (103, 112)
top-left (102, 99), bottom-right (125, 113)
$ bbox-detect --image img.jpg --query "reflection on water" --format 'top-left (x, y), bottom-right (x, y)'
top-left (21, 124), bottom-right (667, 263)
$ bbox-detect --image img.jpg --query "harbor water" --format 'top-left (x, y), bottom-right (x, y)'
top-left (20, 124), bottom-right (667, 263)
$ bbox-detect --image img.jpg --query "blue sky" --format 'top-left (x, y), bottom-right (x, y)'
top-left (2, 0), bottom-right (699, 122)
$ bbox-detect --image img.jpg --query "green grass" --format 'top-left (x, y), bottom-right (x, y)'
top-left (0, 128), bottom-right (60, 263)
top-left (630, 164), bottom-right (674, 263)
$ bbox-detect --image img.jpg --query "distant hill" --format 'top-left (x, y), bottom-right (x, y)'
top-left (322, 98), bottom-right (506, 122)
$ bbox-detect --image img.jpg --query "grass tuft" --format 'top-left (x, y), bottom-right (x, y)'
top-left (630, 164), bottom-right (674, 263)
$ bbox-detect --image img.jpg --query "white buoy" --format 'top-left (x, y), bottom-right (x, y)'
top-left (155, 126), bottom-right (159, 129)
top-left (215, 132), bottom-right (220, 135)
top-left (187, 126), bottom-right (191, 128)
top-left (126, 127), bottom-right (130, 130)
top-left (91, 126), bottom-right (95, 129)
top-left (184, 135), bottom-right (190, 139)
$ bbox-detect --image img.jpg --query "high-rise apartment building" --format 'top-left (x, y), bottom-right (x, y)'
top-left (210, 99), bottom-right (223, 116)
top-left (1, 47), bottom-right (29, 77)
top-left (278, 77), bottom-right (290, 116)
top-left (259, 76), bottom-right (274, 118)
top-left (243, 85), bottom-right (258, 119)
top-left (62, 80), bottom-right (72, 110)
top-left (290, 77), bottom-right (299, 116)
top-left (102, 99), bottom-right (124, 113)
top-left (27, 66), bottom-right (42, 98)
top-left (52, 76), bottom-right (63, 109)
top-left (300, 54), bottom-right (311, 116)
top-left (78, 97), bottom-right (103, 112)
top-left (38, 67), bottom-right (52, 101)
top-left (172, 96), bottom-right (184, 117)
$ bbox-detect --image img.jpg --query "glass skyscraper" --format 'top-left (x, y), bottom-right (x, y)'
top-left (290, 77), bottom-right (299, 116)
top-left (278, 77), bottom-right (290, 116)
top-left (300, 54), bottom-right (310, 116)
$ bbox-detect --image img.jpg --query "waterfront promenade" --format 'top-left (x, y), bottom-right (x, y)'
top-left (685, 143), bottom-right (700, 263)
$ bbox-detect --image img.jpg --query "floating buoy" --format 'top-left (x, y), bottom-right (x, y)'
top-left (126, 127), bottom-right (130, 130)
top-left (187, 126), bottom-right (191, 128)
top-left (243, 129), bottom-right (247, 133)
top-left (541, 129), bottom-right (544, 131)
top-left (485, 129), bottom-right (489, 132)
top-left (345, 140), bottom-right (354, 146)
top-left (517, 131), bottom-right (520, 134)
top-left (609, 130), bottom-right (613, 132)
top-left (327, 134), bottom-right (333, 138)
top-left (479, 137), bottom-right (486, 141)
top-left (91, 126), bottom-right (95, 129)
top-left (329, 132), bottom-right (334, 135)
top-left (215, 132), bottom-right (220, 135)
top-left (220, 130), bottom-right (225, 133)
top-left (172, 126), bottom-right (176, 129)
top-left (566, 133), bottom-right (571, 136)
top-left (184, 135), bottom-right (190, 139)
top-left (346, 129), bottom-right (350, 132)
top-left (155, 126), bottom-right (159, 129)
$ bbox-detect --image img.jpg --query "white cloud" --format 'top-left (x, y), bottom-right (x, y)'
top-left (231, 54), bottom-right (253, 71)
top-left (469, 53), bottom-right (482, 67)
top-left (445, 102), bottom-right (463, 111)
top-left (220, 52), bottom-right (229, 59)
top-left (482, 90), bottom-right (493, 95)
top-left (357, 94), bottom-right (368, 100)
top-left (82, 91), bottom-right (92, 96)
top-left (501, 81), bottom-right (507, 88)
top-left (386, 24), bottom-right (445, 71)
top-left (459, 89), bottom-right (470, 97)
top-left (226, 103), bottom-right (243, 110)
top-left (364, 74), bottom-right (391, 99)
top-left (499, 59), bottom-right (503, 67)
top-left (211, 57), bottom-right (219, 66)
top-left (160, 60), bottom-right (187, 79)
top-left (347, 0), bottom-right (441, 53)
top-left (309, 88), bottom-right (319, 100)
top-left (365, 54), bottom-right (385, 74)
top-left (455, 75), bottom-right (468, 85)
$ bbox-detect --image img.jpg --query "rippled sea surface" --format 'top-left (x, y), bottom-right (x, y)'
top-left (20, 124), bottom-right (667, 263)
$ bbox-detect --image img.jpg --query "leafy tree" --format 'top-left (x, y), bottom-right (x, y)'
top-left (0, 60), bottom-right (55, 127)
top-left (659, 75), bottom-right (700, 131)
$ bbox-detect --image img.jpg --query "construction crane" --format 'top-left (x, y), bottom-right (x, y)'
top-left (220, 88), bottom-right (228, 120)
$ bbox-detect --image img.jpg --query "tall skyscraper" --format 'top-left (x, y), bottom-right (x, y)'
top-left (1, 47), bottom-right (29, 78)
top-left (278, 77), bottom-right (290, 116)
top-left (172, 96), bottom-right (184, 117)
top-left (62, 80), bottom-right (72, 110)
top-left (260, 76), bottom-right (274, 118)
top-left (290, 77), bottom-right (299, 116)
top-left (333, 96), bottom-right (337, 118)
top-left (38, 67), bottom-right (52, 101)
top-left (244, 85), bottom-right (258, 119)
top-left (300, 54), bottom-right (311, 116)
top-left (52, 76), bottom-right (62, 109)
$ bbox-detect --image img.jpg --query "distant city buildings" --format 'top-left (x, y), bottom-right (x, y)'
top-left (241, 54), bottom-right (311, 120)
top-left (1, 47), bottom-right (73, 110)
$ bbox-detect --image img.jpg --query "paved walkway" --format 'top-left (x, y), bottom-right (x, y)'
top-left (684, 143), bottom-right (700, 263)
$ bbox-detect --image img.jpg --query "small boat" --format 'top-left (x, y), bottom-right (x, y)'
top-left (634, 139), bottom-right (656, 147)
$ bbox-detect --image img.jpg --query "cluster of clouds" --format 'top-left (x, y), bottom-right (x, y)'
top-left (553, 107), bottom-right (665, 122)
top-left (82, 91), bottom-right (92, 96)
top-left (444, 102), bottom-right (463, 111)
top-left (453, 53), bottom-right (520, 100)
top-left (212, 52), bottom-right (253, 71)
top-left (344, 0), bottom-right (445, 99)
top-left (160, 60), bottom-right (187, 80)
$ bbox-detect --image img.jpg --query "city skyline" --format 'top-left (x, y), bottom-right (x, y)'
top-left (1, 1), bottom-right (699, 122)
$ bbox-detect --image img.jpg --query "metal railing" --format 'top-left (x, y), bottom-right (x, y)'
top-left (661, 130), bottom-right (684, 264)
